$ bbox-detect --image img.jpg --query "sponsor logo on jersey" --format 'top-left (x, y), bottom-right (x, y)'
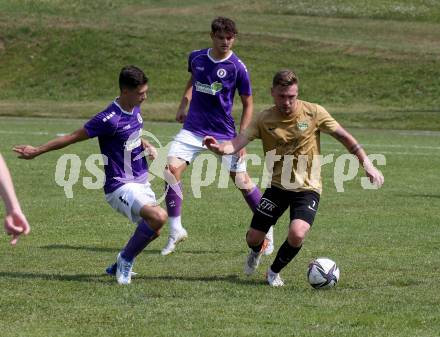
top-left (123, 124), bottom-right (131, 130)
top-left (195, 81), bottom-right (223, 95)
top-left (137, 113), bottom-right (143, 124)
top-left (297, 121), bottom-right (309, 131)
top-left (196, 66), bottom-right (205, 71)
top-left (102, 111), bottom-right (116, 122)
top-left (217, 68), bottom-right (227, 78)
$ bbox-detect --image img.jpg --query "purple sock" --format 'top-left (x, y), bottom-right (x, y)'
top-left (165, 182), bottom-right (183, 217)
top-left (244, 186), bottom-right (262, 213)
top-left (121, 220), bottom-right (158, 261)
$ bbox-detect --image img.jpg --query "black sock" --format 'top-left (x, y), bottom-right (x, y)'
top-left (270, 240), bottom-right (302, 273)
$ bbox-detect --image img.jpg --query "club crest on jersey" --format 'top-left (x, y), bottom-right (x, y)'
top-left (195, 81), bottom-right (223, 95)
top-left (297, 121), bottom-right (309, 131)
top-left (137, 113), bottom-right (143, 124)
top-left (217, 68), bottom-right (227, 78)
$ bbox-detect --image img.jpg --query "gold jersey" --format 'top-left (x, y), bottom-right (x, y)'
top-left (243, 100), bottom-right (340, 194)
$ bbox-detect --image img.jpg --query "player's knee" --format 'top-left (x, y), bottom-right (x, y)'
top-left (164, 167), bottom-right (179, 182)
top-left (154, 208), bottom-right (168, 227)
top-left (287, 228), bottom-right (308, 247)
top-left (287, 233), bottom-right (304, 247)
top-left (165, 161), bottom-right (186, 181)
top-left (288, 220), bottom-right (310, 246)
top-left (144, 208), bottom-right (167, 229)
top-left (246, 229), bottom-right (266, 246)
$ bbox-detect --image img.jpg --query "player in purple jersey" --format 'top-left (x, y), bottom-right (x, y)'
top-left (162, 17), bottom-right (274, 255)
top-left (13, 66), bottom-right (167, 285)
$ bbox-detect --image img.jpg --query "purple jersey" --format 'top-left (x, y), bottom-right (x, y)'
top-left (183, 48), bottom-right (252, 140)
top-left (84, 100), bottom-right (148, 194)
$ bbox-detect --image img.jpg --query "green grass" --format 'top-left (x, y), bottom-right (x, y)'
top-left (1, 116), bottom-right (439, 337)
top-left (0, 0), bottom-right (439, 129)
top-left (0, 2), bottom-right (439, 334)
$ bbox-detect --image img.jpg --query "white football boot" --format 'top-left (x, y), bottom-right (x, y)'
top-left (266, 268), bottom-right (285, 287)
top-left (244, 239), bottom-right (268, 276)
top-left (263, 226), bottom-right (274, 256)
top-left (161, 228), bottom-right (188, 256)
top-left (116, 253), bottom-right (134, 285)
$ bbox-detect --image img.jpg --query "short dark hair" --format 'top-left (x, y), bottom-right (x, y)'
top-left (272, 69), bottom-right (299, 87)
top-left (211, 17), bottom-right (238, 35)
top-left (119, 65), bottom-right (148, 91)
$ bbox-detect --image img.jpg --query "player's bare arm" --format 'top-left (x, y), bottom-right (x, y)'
top-left (331, 126), bottom-right (384, 187)
top-left (176, 76), bottom-right (193, 123)
top-left (13, 127), bottom-right (89, 159)
top-left (236, 94), bottom-right (253, 159)
top-left (238, 95), bottom-right (253, 132)
top-left (0, 154), bottom-right (31, 245)
top-left (203, 133), bottom-right (250, 156)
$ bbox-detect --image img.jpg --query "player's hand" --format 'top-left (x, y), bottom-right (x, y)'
top-left (237, 147), bottom-right (247, 163)
top-left (4, 209), bottom-right (30, 245)
top-left (144, 143), bottom-right (158, 160)
top-left (364, 164), bottom-right (384, 188)
top-left (203, 136), bottom-right (222, 154)
top-left (175, 109), bottom-right (187, 123)
top-left (12, 145), bottom-right (40, 159)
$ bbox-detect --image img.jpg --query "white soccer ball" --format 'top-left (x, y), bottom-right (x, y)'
top-left (307, 257), bottom-right (340, 289)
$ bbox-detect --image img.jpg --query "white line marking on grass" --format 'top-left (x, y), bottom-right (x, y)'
top-left (322, 142), bottom-right (440, 150)
top-left (324, 148), bottom-right (438, 156)
top-left (0, 130), bottom-right (49, 135)
top-left (396, 130), bottom-right (440, 137)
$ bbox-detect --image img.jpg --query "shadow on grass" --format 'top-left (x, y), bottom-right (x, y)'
top-left (0, 271), bottom-right (115, 283)
top-left (411, 194), bottom-right (440, 199)
top-left (0, 271), bottom-right (264, 286)
top-left (39, 244), bottom-right (224, 255)
top-left (395, 193), bottom-right (440, 199)
top-left (39, 244), bottom-right (160, 255)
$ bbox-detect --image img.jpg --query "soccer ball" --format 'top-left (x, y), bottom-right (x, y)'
top-left (307, 257), bottom-right (340, 289)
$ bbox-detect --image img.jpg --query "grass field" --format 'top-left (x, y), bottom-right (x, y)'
top-left (1, 116), bottom-right (439, 337)
top-left (1, 0), bottom-right (439, 335)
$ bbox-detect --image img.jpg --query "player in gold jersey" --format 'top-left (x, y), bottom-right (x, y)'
top-left (204, 69), bottom-right (384, 287)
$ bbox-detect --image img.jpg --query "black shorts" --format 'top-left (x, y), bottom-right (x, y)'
top-left (250, 186), bottom-right (320, 233)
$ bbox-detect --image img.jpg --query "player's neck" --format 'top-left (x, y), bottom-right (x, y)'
top-left (279, 100), bottom-right (299, 118)
top-left (209, 48), bottom-right (232, 61)
top-left (116, 97), bottom-right (135, 113)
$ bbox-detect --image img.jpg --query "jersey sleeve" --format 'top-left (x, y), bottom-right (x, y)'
top-left (316, 105), bottom-right (340, 134)
top-left (187, 50), bottom-right (197, 73)
top-left (84, 111), bottom-right (117, 138)
top-left (242, 110), bottom-right (261, 141)
top-left (236, 60), bottom-right (252, 96)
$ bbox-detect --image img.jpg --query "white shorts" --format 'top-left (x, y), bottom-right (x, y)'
top-left (105, 182), bottom-right (157, 223)
top-left (167, 129), bottom-right (247, 173)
